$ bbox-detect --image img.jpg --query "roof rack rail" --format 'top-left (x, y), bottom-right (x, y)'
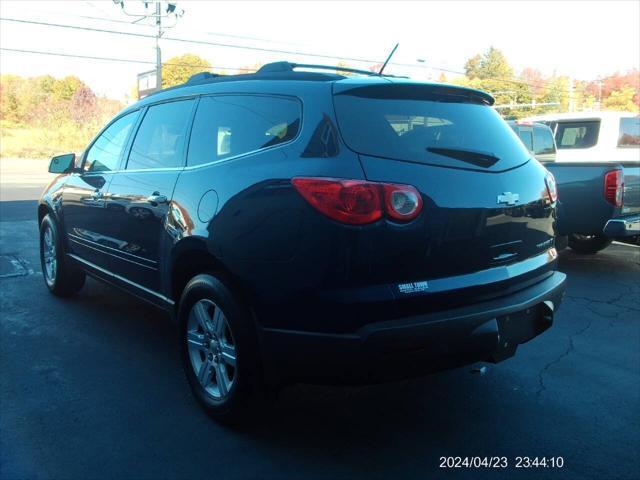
top-left (185, 71), bottom-right (220, 84)
top-left (257, 61), bottom-right (384, 77)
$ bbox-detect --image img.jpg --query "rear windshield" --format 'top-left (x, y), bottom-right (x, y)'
top-left (618, 117), bottom-right (640, 148)
top-left (333, 86), bottom-right (531, 170)
top-left (554, 120), bottom-right (600, 149)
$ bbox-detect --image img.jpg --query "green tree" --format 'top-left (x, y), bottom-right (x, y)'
top-left (464, 54), bottom-right (482, 79)
top-left (52, 76), bottom-right (83, 101)
top-left (603, 87), bottom-right (639, 112)
top-left (0, 74), bottom-right (22, 123)
top-left (479, 46), bottom-right (513, 79)
top-left (542, 76), bottom-right (571, 113)
top-left (464, 47), bottom-right (513, 80)
top-left (162, 53), bottom-right (211, 88)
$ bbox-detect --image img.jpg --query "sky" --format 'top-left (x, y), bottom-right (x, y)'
top-left (1, 0), bottom-right (639, 100)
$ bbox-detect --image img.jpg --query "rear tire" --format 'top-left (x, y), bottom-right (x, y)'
top-left (178, 273), bottom-right (266, 424)
top-left (39, 214), bottom-right (86, 296)
top-left (568, 233), bottom-right (612, 254)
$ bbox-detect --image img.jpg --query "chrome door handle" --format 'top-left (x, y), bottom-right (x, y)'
top-left (147, 193), bottom-right (168, 204)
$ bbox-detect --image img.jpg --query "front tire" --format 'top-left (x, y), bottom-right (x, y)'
top-left (568, 233), bottom-right (612, 254)
top-left (39, 214), bottom-right (86, 296)
top-left (178, 273), bottom-right (265, 423)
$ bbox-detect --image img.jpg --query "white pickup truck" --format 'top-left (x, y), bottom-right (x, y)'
top-left (523, 111), bottom-right (640, 253)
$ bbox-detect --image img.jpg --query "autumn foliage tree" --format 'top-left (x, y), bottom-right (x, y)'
top-left (464, 47), bottom-right (513, 80)
top-left (162, 53), bottom-right (212, 87)
top-left (0, 74), bottom-right (124, 158)
top-left (458, 48), bottom-right (639, 116)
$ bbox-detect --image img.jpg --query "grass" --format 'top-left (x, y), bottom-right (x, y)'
top-left (0, 122), bottom-right (96, 159)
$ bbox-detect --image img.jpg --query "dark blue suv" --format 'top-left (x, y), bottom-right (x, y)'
top-left (39, 62), bottom-right (566, 422)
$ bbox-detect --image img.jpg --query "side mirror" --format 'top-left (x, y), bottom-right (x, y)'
top-left (48, 153), bottom-right (76, 174)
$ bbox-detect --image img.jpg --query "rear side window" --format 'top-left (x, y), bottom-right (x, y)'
top-left (618, 117), bottom-right (640, 148)
top-left (555, 121), bottom-right (600, 149)
top-left (127, 99), bottom-right (195, 170)
top-left (516, 128), bottom-right (533, 151)
top-left (187, 95), bottom-right (301, 167)
top-left (333, 86), bottom-right (531, 171)
top-left (84, 112), bottom-right (138, 172)
top-left (533, 125), bottom-right (556, 157)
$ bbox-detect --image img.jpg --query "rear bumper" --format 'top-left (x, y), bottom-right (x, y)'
top-left (603, 214), bottom-right (640, 237)
top-left (260, 271), bottom-right (566, 384)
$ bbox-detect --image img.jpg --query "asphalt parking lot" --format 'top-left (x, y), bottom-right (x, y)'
top-left (1, 199), bottom-right (639, 480)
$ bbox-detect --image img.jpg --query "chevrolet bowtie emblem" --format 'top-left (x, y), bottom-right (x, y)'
top-left (498, 192), bottom-right (520, 205)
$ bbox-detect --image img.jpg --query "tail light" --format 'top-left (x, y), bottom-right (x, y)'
top-left (544, 172), bottom-right (558, 203)
top-left (291, 177), bottom-right (422, 225)
top-left (604, 169), bottom-right (624, 207)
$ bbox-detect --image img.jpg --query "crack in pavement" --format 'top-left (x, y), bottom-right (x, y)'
top-left (565, 289), bottom-right (640, 313)
top-left (536, 316), bottom-right (594, 403)
top-left (536, 278), bottom-right (639, 401)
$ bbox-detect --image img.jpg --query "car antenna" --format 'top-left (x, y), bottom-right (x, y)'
top-left (378, 43), bottom-right (399, 75)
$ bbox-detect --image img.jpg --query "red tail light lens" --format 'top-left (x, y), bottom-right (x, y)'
top-left (291, 178), bottom-right (383, 224)
top-left (544, 172), bottom-right (558, 203)
top-left (291, 177), bottom-right (422, 225)
top-left (604, 169), bottom-right (624, 207)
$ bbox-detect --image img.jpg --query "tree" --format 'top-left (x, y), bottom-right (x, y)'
top-left (438, 72), bottom-right (447, 83)
top-left (520, 68), bottom-right (545, 96)
top-left (52, 76), bottom-right (84, 101)
top-left (603, 87), bottom-right (639, 112)
top-left (586, 69), bottom-right (640, 106)
top-left (542, 76), bottom-right (571, 113)
top-left (464, 47), bottom-right (513, 80)
top-left (0, 74), bottom-right (22, 123)
top-left (464, 54), bottom-right (482, 80)
top-left (70, 86), bottom-right (97, 124)
top-left (162, 53), bottom-right (211, 88)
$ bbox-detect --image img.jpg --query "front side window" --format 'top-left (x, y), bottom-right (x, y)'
top-left (84, 112), bottom-right (138, 172)
top-left (555, 121), bottom-right (600, 149)
top-left (187, 95), bottom-right (301, 167)
top-left (127, 99), bottom-right (195, 170)
top-left (533, 126), bottom-right (556, 157)
top-left (618, 117), bottom-right (640, 148)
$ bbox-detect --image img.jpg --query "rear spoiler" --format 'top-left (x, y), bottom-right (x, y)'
top-left (333, 82), bottom-right (495, 106)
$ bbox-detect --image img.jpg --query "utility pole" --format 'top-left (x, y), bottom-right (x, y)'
top-left (113, 1), bottom-right (184, 92)
top-left (596, 77), bottom-right (603, 110)
top-left (155, 1), bottom-right (162, 89)
top-left (568, 77), bottom-right (574, 113)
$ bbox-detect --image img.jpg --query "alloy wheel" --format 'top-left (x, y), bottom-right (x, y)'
top-left (186, 299), bottom-right (237, 399)
top-left (42, 225), bottom-right (57, 283)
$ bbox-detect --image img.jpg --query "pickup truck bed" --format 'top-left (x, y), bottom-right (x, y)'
top-left (545, 161), bottom-right (640, 252)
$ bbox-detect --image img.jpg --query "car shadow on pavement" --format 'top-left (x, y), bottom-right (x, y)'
top-left (68, 277), bottom-right (509, 452)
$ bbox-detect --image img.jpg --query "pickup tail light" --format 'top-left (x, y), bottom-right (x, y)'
top-left (545, 172), bottom-right (558, 203)
top-left (291, 177), bottom-right (422, 225)
top-left (604, 169), bottom-right (624, 207)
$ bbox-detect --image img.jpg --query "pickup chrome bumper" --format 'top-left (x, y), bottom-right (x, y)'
top-left (603, 215), bottom-right (640, 237)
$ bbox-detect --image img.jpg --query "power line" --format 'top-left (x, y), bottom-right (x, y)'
top-left (0, 46), bottom-right (584, 103)
top-left (0, 16), bottom-right (587, 97)
top-left (0, 47), bottom-right (254, 71)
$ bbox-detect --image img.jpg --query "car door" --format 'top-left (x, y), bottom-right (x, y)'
top-left (61, 111), bottom-right (139, 270)
top-left (102, 98), bottom-right (196, 292)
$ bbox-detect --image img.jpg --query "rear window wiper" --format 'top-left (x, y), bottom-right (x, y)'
top-left (426, 147), bottom-right (500, 168)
